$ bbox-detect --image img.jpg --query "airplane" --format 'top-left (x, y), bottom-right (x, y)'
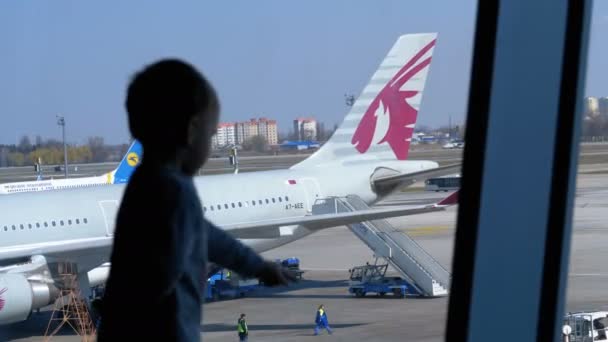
top-left (0, 32), bottom-right (460, 325)
top-left (0, 140), bottom-right (143, 195)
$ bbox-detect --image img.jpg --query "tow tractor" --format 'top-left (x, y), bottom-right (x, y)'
top-left (563, 311), bottom-right (608, 341)
top-left (348, 262), bottom-right (416, 298)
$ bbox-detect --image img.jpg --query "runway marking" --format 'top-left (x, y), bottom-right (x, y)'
top-left (301, 267), bottom-right (350, 271)
top-left (569, 273), bottom-right (608, 277)
top-left (402, 225), bottom-right (451, 236)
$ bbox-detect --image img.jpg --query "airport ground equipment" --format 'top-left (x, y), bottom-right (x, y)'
top-left (347, 262), bottom-right (417, 298)
top-left (312, 195), bottom-right (451, 297)
top-left (205, 269), bottom-right (259, 301)
top-left (563, 311), bottom-right (608, 342)
top-left (275, 257), bottom-right (305, 280)
top-left (44, 263), bottom-right (96, 342)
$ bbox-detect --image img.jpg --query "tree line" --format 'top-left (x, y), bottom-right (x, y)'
top-left (0, 136), bottom-right (129, 167)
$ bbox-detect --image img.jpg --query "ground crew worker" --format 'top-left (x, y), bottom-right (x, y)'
top-left (314, 304), bottom-right (333, 336)
top-left (238, 313), bottom-right (249, 341)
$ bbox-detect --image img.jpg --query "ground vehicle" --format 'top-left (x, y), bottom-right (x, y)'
top-left (276, 257), bottom-right (305, 281)
top-left (424, 174), bottom-right (461, 192)
top-left (347, 263), bottom-right (414, 298)
top-left (563, 311), bottom-right (608, 341)
top-left (205, 269), bottom-right (259, 301)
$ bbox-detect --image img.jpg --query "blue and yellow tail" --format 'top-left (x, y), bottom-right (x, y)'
top-left (105, 140), bottom-right (143, 184)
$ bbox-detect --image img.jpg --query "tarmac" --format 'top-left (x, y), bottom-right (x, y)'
top-left (2, 146), bottom-right (608, 341)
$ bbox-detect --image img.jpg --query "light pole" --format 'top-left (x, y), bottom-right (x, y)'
top-left (56, 115), bottom-right (68, 178)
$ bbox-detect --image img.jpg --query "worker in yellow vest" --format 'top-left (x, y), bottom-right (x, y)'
top-left (237, 313), bottom-right (249, 341)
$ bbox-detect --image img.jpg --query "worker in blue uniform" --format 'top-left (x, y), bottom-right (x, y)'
top-left (314, 304), bottom-right (333, 336)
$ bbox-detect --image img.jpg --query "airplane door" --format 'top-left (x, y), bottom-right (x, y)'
top-left (301, 178), bottom-right (322, 212)
top-left (99, 200), bottom-right (119, 236)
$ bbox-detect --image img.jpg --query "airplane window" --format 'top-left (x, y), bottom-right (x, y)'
top-left (203, 206), bottom-right (207, 212)
top-left (259, 200), bottom-right (263, 205)
top-left (272, 198), bottom-right (276, 203)
top-left (265, 199), bottom-right (269, 204)
top-left (232, 203), bottom-right (236, 208)
top-left (60, 220), bottom-right (64, 226)
top-left (217, 205), bottom-right (221, 210)
top-left (210, 206), bottom-right (214, 211)
top-left (76, 219), bottom-right (80, 224)
top-left (12, 225), bottom-right (15, 231)
top-left (278, 197), bottom-right (282, 202)
top-left (68, 219), bottom-right (72, 225)
top-left (36, 223), bottom-right (40, 228)
top-left (20, 224), bottom-right (24, 230)
top-left (224, 204), bottom-right (228, 209)
top-left (238, 202), bottom-right (242, 207)
top-left (252, 200), bottom-right (256, 206)
top-left (83, 218), bottom-right (88, 224)
top-left (285, 196), bottom-right (289, 201)
top-left (44, 222), bottom-right (48, 227)
top-left (3, 226), bottom-right (7, 232)
top-left (52, 221), bottom-right (56, 227)
top-left (28, 224), bottom-right (32, 229)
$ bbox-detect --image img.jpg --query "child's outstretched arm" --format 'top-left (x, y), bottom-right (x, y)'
top-left (206, 219), bottom-right (296, 286)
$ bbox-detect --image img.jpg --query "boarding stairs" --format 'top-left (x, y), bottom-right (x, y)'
top-left (312, 195), bottom-right (451, 297)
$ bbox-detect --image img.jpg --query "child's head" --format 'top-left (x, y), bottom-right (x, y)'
top-left (126, 58), bottom-right (219, 174)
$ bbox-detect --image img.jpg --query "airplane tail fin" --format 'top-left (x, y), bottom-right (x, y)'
top-left (292, 33), bottom-right (437, 168)
top-left (105, 140), bottom-right (143, 184)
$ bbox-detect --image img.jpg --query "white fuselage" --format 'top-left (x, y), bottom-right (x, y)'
top-left (0, 160), bottom-right (436, 281)
top-left (0, 174), bottom-right (111, 195)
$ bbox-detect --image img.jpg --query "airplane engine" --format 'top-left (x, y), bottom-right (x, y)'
top-left (0, 274), bottom-right (57, 325)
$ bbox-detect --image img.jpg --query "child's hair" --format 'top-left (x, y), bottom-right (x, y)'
top-left (125, 58), bottom-right (219, 151)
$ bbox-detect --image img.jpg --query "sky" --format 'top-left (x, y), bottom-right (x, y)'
top-left (0, 1), bottom-right (606, 145)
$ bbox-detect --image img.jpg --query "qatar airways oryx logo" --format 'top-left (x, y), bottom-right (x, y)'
top-left (0, 287), bottom-right (7, 312)
top-left (351, 39), bottom-right (436, 160)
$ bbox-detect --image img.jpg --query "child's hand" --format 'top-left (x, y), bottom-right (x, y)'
top-left (256, 260), bottom-right (297, 286)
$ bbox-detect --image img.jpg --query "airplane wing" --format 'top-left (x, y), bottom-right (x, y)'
top-left (0, 237), bottom-right (112, 267)
top-left (373, 163), bottom-right (461, 194)
top-left (222, 192), bottom-right (458, 239)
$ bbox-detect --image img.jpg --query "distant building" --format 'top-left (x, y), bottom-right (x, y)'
top-left (216, 123), bottom-right (236, 147)
top-left (293, 117), bottom-right (317, 141)
top-left (585, 97), bottom-right (600, 118)
top-left (599, 97), bottom-right (608, 118)
top-left (257, 117), bottom-right (278, 145)
top-left (229, 117), bottom-right (279, 146)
